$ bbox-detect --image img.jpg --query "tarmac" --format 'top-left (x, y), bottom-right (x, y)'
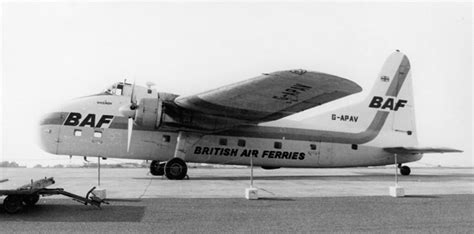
top-left (0, 167), bottom-right (473, 232)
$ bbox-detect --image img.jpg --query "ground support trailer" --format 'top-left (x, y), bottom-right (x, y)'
top-left (0, 177), bottom-right (108, 214)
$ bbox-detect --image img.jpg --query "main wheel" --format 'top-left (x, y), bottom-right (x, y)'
top-left (23, 194), bottom-right (40, 206)
top-left (165, 158), bottom-right (188, 180)
top-left (3, 195), bottom-right (23, 214)
top-left (400, 165), bottom-right (411, 176)
top-left (150, 160), bottom-right (165, 176)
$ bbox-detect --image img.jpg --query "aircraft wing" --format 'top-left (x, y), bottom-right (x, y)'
top-left (383, 147), bottom-right (463, 154)
top-left (174, 70), bottom-right (362, 123)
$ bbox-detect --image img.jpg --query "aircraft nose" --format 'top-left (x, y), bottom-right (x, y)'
top-left (38, 112), bottom-right (64, 154)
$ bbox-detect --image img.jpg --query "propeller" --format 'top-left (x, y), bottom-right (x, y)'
top-left (119, 81), bottom-right (138, 152)
top-left (127, 117), bottom-right (133, 152)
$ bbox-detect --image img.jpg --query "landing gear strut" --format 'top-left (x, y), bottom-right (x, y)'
top-left (164, 158), bottom-right (188, 180)
top-left (149, 160), bottom-right (165, 176)
top-left (398, 164), bottom-right (411, 176)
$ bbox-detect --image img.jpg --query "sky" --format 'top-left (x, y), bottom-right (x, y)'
top-left (1, 1), bottom-right (472, 167)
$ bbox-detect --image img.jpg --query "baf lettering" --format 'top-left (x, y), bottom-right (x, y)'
top-left (63, 112), bottom-right (114, 128)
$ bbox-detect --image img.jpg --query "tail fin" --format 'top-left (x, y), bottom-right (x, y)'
top-left (303, 51), bottom-right (418, 146)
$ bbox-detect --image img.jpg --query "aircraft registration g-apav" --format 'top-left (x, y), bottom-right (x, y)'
top-left (39, 51), bottom-right (461, 179)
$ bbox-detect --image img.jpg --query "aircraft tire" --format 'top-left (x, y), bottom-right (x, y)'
top-left (3, 195), bottom-right (23, 214)
top-left (23, 194), bottom-right (40, 206)
top-left (165, 158), bottom-right (188, 180)
top-left (150, 160), bottom-right (164, 176)
top-left (400, 166), bottom-right (411, 176)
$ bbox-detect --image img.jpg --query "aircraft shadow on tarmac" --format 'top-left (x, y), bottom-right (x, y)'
top-left (132, 173), bottom-right (471, 181)
top-left (0, 203), bottom-right (145, 222)
top-left (403, 195), bottom-right (441, 199)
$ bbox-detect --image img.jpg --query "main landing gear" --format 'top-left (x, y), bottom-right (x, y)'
top-left (149, 131), bottom-right (195, 180)
top-left (149, 158), bottom-right (188, 180)
top-left (150, 160), bottom-right (165, 176)
top-left (398, 164), bottom-right (411, 176)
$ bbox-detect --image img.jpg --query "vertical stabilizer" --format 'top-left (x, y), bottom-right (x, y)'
top-left (303, 51), bottom-right (418, 147)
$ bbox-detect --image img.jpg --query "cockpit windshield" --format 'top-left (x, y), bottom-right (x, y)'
top-left (103, 82), bottom-right (126, 96)
top-left (97, 81), bottom-right (157, 98)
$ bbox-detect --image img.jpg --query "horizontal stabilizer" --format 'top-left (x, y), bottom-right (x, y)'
top-left (383, 147), bottom-right (463, 154)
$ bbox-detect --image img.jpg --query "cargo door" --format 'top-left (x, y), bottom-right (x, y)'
top-left (317, 142), bottom-right (334, 167)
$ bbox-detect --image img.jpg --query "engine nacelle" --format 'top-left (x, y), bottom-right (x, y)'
top-left (132, 93), bottom-right (246, 132)
top-left (135, 98), bottom-right (163, 129)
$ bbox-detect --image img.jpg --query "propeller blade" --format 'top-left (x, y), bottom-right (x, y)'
top-left (130, 81), bottom-right (137, 107)
top-left (127, 117), bottom-right (133, 152)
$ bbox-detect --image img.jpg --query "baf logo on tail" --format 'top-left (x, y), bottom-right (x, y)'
top-left (368, 96), bottom-right (407, 111)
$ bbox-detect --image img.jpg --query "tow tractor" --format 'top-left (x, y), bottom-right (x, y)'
top-left (0, 177), bottom-right (108, 214)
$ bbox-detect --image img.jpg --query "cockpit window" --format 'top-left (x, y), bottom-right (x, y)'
top-left (115, 84), bottom-right (124, 95)
top-left (102, 83), bottom-right (125, 96)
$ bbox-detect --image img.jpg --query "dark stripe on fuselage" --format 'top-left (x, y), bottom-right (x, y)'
top-left (39, 112), bottom-right (68, 125)
top-left (215, 111), bottom-right (388, 144)
top-left (40, 111), bottom-right (387, 144)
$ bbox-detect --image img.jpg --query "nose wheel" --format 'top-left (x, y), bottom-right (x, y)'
top-left (398, 164), bottom-right (411, 176)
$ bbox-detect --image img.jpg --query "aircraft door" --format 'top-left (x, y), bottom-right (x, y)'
top-left (307, 141), bottom-right (321, 165)
top-left (317, 142), bottom-right (334, 167)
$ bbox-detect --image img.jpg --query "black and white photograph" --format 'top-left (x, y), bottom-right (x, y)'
top-left (1, 1), bottom-right (472, 232)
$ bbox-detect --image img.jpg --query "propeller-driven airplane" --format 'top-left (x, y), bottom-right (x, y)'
top-left (39, 51), bottom-right (461, 180)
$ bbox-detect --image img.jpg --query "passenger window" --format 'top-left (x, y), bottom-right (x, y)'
top-left (219, 138), bottom-right (227, 146)
top-left (94, 131), bottom-right (103, 138)
top-left (163, 135), bottom-right (171, 142)
top-left (274, 142), bottom-right (282, 149)
top-left (351, 144), bottom-right (358, 150)
top-left (310, 144), bottom-right (317, 150)
top-left (74, 129), bottom-right (82, 137)
top-left (238, 139), bottom-right (246, 147)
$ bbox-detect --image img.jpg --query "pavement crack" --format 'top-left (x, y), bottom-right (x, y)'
top-left (139, 174), bottom-right (154, 199)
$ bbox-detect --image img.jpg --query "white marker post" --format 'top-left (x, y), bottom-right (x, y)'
top-left (245, 154), bottom-right (258, 200)
top-left (250, 153), bottom-right (253, 187)
top-left (389, 153), bottom-right (405, 197)
top-left (92, 156), bottom-right (106, 200)
top-left (98, 156), bottom-right (101, 187)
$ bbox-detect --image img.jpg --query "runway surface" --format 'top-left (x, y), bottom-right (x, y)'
top-left (1, 167), bottom-right (472, 198)
top-left (1, 167), bottom-right (473, 232)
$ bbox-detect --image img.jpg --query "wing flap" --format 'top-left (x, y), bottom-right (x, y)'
top-left (174, 70), bottom-right (362, 123)
top-left (383, 147), bottom-right (463, 154)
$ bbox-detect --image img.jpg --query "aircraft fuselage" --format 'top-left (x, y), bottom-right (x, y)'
top-left (39, 107), bottom-right (421, 168)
